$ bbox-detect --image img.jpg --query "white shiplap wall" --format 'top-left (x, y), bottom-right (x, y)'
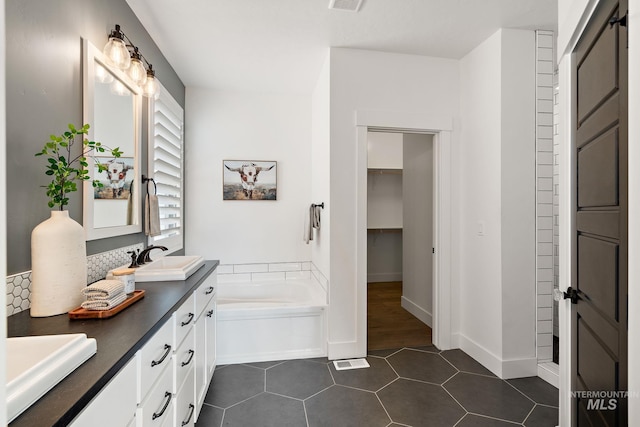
top-left (536, 30), bottom-right (556, 363)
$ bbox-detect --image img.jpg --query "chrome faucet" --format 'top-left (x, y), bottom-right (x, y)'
top-left (136, 245), bottom-right (168, 265)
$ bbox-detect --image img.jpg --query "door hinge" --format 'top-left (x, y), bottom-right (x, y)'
top-left (432, 247), bottom-right (435, 254)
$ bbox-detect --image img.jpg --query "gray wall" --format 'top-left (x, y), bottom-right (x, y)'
top-left (6, 0), bottom-right (185, 274)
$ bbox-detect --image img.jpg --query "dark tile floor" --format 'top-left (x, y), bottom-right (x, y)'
top-left (196, 346), bottom-right (559, 427)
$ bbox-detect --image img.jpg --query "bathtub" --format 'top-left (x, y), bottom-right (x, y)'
top-left (216, 278), bottom-right (328, 364)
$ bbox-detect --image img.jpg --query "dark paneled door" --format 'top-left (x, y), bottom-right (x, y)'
top-left (573, 0), bottom-right (627, 425)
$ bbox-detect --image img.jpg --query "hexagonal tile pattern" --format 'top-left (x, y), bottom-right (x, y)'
top-left (305, 385), bottom-right (390, 427)
top-left (387, 348), bottom-right (457, 384)
top-left (444, 372), bottom-right (535, 423)
top-left (204, 364), bottom-right (265, 408)
top-left (378, 378), bottom-right (465, 426)
top-left (508, 376), bottom-right (559, 407)
top-left (266, 360), bottom-right (333, 399)
top-left (223, 392), bottom-right (307, 426)
top-left (5, 244), bottom-right (143, 316)
top-left (329, 357), bottom-right (397, 392)
top-left (524, 404), bottom-right (559, 427)
top-left (195, 403), bottom-right (223, 426)
top-left (194, 346), bottom-right (558, 426)
top-left (456, 413), bottom-right (523, 426)
top-left (6, 271), bottom-right (33, 316)
top-left (441, 349), bottom-right (496, 377)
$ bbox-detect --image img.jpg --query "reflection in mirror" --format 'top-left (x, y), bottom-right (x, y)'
top-left (83, 39), bottom-right (142, 240)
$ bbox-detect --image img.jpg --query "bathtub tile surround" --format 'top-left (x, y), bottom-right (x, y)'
top-left (196, 347), bottom-right (558, 427)
top-left (217, 261), bottom-right (328, 290)
top-left (5, 243), bottom-right (144, 316)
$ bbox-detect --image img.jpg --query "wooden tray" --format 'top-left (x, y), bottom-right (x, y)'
top-left (69, 290), bottom-right (145, 319)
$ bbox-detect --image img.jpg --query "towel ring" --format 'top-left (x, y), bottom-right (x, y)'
top-left (142, 175), bottom-right (157, 195)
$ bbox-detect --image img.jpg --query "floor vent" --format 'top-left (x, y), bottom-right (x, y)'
top-left (328, 0), bottom-right (363, 12)
top-left (333, 358), bottom-right (370, 371)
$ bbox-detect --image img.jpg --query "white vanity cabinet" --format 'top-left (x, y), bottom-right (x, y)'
top-left (69, 357), bottom-right (138, 427)
top-left (204, 295), bottom-right (217, 380)
top-left (172, 297), bottom-right (196, 427)
top-left (174, 364), bottom-right (196, 427)
top-left (138, 360), bottom-right (175, 427)
top-left (194, 271), bottom-right (217, 421)
top-left (136, 316), bottom-right (175, 427)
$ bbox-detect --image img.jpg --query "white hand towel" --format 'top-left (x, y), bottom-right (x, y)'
top-left (145, 194), bottom-right (161, 237)
top-left (81, 280), bottom-right (125, 299)
top-left (81, 292), bottom-right (127, 310)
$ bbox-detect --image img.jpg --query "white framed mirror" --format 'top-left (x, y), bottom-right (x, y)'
top-left (82, 39), bottom-right (142, 240)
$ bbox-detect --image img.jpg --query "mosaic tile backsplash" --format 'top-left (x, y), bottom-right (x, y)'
top-left (6, 243), bottom-right (144, 316)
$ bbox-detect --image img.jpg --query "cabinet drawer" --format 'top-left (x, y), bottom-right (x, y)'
top-left (175, 366), bottom-right (196, 427)
top-left (137, 362), bottom-right (174, 427)
top-left (195, 272), bottom-right (216, 316)
top-left (174, 293), bottom-right (196, 348)
top-left (70, 357), bottom-right (137, 427)
top-left (174, 327), bottom-right (196, 393)
top-left (139, 320), bottom-right (174, 402)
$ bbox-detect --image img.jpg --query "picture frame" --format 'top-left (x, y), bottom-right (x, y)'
top-left (223, 160), bottom-right (277, 200)
top-left (93, 157), bottom-right (135, 200)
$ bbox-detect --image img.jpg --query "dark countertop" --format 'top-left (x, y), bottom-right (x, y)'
top-left (7, 260), bottom-right (219, 427)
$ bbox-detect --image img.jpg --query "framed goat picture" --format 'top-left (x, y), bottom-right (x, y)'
top-left (93, 157), bottom-right (135, 200)
top-left (223, 160), bottom-right (277, 200)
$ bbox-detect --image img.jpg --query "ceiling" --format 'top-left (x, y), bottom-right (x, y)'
top-left (125, 0), bottom-right (557, 94)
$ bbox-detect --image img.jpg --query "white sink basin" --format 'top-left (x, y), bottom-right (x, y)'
top-left (123, 255), bottom-right (205, 282)
top-left (7, 334), bottom-right (97, 423)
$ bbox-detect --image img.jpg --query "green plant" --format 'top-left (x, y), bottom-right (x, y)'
top-left (35, 123), bottom-right (122, 210)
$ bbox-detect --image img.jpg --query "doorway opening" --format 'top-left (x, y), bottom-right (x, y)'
top-left (366, 130), bottom-right (433, 351)
top-left (355, 110), bottom-right (453, 356)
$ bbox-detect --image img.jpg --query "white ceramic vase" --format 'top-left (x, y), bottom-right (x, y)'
top-left (30, 210), bottom-right (87, 317)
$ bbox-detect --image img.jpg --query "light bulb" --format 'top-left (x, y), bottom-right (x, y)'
top-left (110, 80), bottom-right (131, 96)
top-left (142, 73), bottom-right (158, 97)
top-left (95, 63), bottom-right (114, 84)
top-left (128, 58), bottom-right (147, 86)
top-left (103, 37), bottom-right (131, 70)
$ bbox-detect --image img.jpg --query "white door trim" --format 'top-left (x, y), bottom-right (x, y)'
top-left (557, 52), bottom-right (576, 427)
top-left (355, 110), bottom-right (454, 354)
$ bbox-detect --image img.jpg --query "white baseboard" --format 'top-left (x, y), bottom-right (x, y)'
top-left (401, 296), bottom-right (432, 327)
top-left (457, 333), bottom-right (538, 379)
top-left (367, 273), bottom-right (402, 283)
top-left (327, 340), bottom-right (364, 361)
top-left (537, 362), bottom-right (559, 388)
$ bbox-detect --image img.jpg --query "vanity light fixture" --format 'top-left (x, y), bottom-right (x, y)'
top-left (128, 47), bottom-right (147, 86)
top-left (103, 25), bottom-right (131, 70)
top-left (103, 24), bottom-right (158, 97)
top-left (142, 64), bottom-right (158, 98)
